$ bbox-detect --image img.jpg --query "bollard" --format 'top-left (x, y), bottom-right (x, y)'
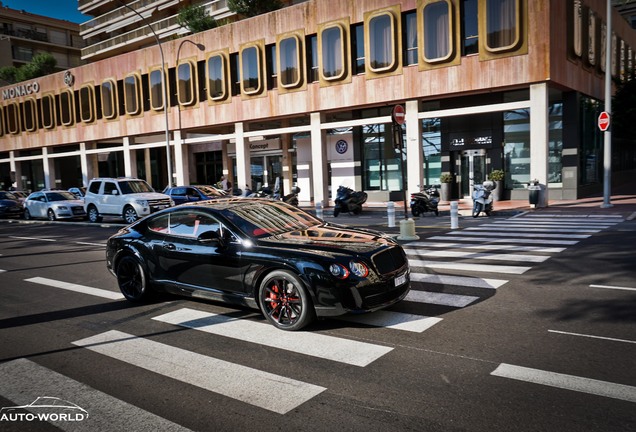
top-left (387, 202), bottom-right (396, 227)
top-left (397, 218), bottom-right (419, 241)
top-left (450, 201), bottom-right (459, 229)
top-left (315, 201), bottom-right (323, 219)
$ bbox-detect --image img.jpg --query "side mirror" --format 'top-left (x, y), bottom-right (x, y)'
top-left (111, 190), bottom-right (119, 195)
top-left (197, 230), bottom-right (225, 247)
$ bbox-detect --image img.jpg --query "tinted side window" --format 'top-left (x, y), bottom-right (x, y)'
top-left (147, 211), bottom-right (221, 238)
top-left (88, 182), bottom-right (101, 194)
top-left (103, 182), bottom-right (118, 195)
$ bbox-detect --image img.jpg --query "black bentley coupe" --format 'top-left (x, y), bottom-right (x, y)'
top-left (106, 198), bottom-right (410, 330)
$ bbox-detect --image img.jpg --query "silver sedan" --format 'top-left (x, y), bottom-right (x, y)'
top-left (24, 191), bottom-right (87, 221)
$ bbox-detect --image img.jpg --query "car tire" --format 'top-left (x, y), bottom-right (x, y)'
top-left (116, 255), bottom-right (150, 302)
top-left (333, 207), bottom-right (340, 217)
top-left (258, 270), bottom-right (315, 331)
top-left (24, 209), bottom-right (32, 220)
top-left (123, 206), bottom-right (138, 224)
top-left (47, 209), bottom-right (56, 221)
top-left (87, 205), bottom-right (102, 223)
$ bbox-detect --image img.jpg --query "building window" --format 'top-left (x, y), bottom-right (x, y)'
top-left (503, 109), bottom-right (530, 189)
top-left (177, 61), bottom-right (196, 106)
top-left (485, 0), bottom-right (520, 52)
top-left (600, 22), bottom-right (606, 72)
top-left (423, 1), bottom-right (452, 62)
top-left (59, 90), bottom-right (74, 126)
top-left (240, 45), bottom-right (262, 94)
top-left (320, 24), bottom-right (346, 80)
top-left (307, 35), bottom-right (319, 82)
top-left (404, 11), bottom-right (418, 65)
top-left (79, 85), bottom-right (95, 123)
top-left (588, 11), bottom-right (597, 66)
top-left (230, 53), bottom-right (240, 96)
top-left (362, 122), bottom-right (403, 191)
top-left (266, 44), bottom-right (277, 90)
top-left (353, 23), bottom-right (365, 74)
top-left (548, 102), bottom-right (563, 184)
top-left (278, 35), bottom-right (302, 88)
top-left (0, 106), bottom-right (3, 136)
top-left (368, 12), bottom-right (396, 71)
top-left (207, 54), bottom-right (227, 100)
top-left (40, 94), bottom-right (55, 129)
top-left (573, 0), bottom-right (582, 57)
top-left (124, 74), bottom-right (141, 115)
top-left (462, 0), bottom-right (479, 55)
top-left (101, 79), bottom-right (117, 119)
top-left (149, 68), bottom-right (165, 111)
top-left (422, 118), bottom-right (442, 186)
top-left (6, 102), bottom-right (20, 134)
top-left (22, 98), bottom-right (37, 132)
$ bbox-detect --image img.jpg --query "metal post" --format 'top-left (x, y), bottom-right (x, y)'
top-left (602, 0), bottom-right (613, 208)
top-left (387, 202), bottom-right (396, 228)
top-left (450, 201), bottom-right (459, 229)
top-left (315, 201), bottom-right (323, 219)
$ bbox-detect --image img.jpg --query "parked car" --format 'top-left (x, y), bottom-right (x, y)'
top-left (162, 185), bottom-right (226, 205)
top-left (68, 187), bottom-right (87, 198)
top-left (84, 177), bottom-right (174, 224)
top-left (0, 191), bottom-right (24, 219)
top-left (10, 191), bottom-right (28, 203)
top-left (106, 198), bottom-right (410, 331)
top-left (24, 190), bottom-right (87, 221)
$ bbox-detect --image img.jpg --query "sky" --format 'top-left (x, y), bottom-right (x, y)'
top-left (1, 0), bottom-right (89, 24)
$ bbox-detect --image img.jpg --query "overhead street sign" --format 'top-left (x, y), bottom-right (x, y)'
top-left (598, 111), bottom-right (610, 132)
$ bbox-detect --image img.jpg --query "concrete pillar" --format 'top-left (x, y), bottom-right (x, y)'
top-left (42, 147), bottom-right (54, 190)
top-left (405, 100), bottom-right (423, 195)
top-left (9, 151), bottom-right (20, 190)
top-left (281, 120), bottom-right (293, 195)
top-left (310, 112), bottom-right (329, 206)
top-left (79, 142), bottom-right (89, 187)
top-left (235, 122), bottom-right (251, 193)
top-left (123, 136), bottom-right (133, 178)
top-left (173, 130), bottom-right (188, 186)
top-left (530, 83), bottom-right (550, 207)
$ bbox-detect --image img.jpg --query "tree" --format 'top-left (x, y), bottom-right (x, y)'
top-left (0, 53), bottom-right (57, 84)
top-left (227, 0), bottom-right (283, 17)
top-left (0, 66), bottom-right (17, 85)
top-left (177, 4), bottom-right (218, 33)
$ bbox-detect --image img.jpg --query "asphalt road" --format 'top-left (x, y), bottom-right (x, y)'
top-left (0, 212), bottom-right (635, 432)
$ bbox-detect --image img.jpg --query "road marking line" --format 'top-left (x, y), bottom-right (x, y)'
top-left (589, 284), bottom-right (636, 292)
top-left (507, 217), bottom-right (619, 223)
top-left (338, 310), bottom-right (443, 333)
top-left (493, 221), bottom-right (613, 227)
top-left (430, 236), bottom-right (579, 245)
top-left (466, 226), bottom-right (600, 233)
top-left (405, 249), bottom-right (549, 263)
top-left (73, 330), bottom-right (326, 415)
top-left (75, 241), bottom-right (107, 247)
top-left (491, 363), bottom-right (636, 403)
top-left (405, 242), bottom-right (566, 253)
top-left (408, 259), bottom-right (531, 274)
top-left (9, 236), bottom-right (56, 242)
top-left (153, 308), bottom-right (392, 367)
top-left (548, 330), bottom-right (636, 345)
top-left (410, 273), bottom-right (508, 289)
top-left (404, 290), bottom-right (479, 307)
top-left (0, 358), bottom-right (194, 432)
top-left (447, 231), bottom-right (590, 239)
top-left (25, 277), bottom-right (124, 300)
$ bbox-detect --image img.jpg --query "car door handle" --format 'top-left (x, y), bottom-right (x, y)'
top-left (163, 243), bottom-right (176, 250)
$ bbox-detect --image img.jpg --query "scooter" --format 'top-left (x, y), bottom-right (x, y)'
top-left (472, 180), bottom-right (496, 217)
top-left (282, 186), bottom-right (300, 206)
top-left (333, 186), bottom-right (368, 217)
top-left (410, 186), bottom-right (440, 217)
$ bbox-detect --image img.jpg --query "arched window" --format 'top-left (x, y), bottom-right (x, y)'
top-left (79, 85), bottom-right (95, 123)
top-left (240, 45), bottom-right (263, 94)
top-left (59, 89), bottom-right (74, 126)
top-left (177, 61), bottom-right (196, 105)
top-left (278, 35), bottom-right (302, 88)
top-left (124, 74), bottom-right (141, 115)
top-left (207, 54), bottom-right (227, 100)
top-left (149, 68), bottom-right (165, 111)
top-left (40, 94), bottom-right (56, 128)
top-left (423, 1), bottom-right (452, 62)
top-left (485, 0), bottom-right (520, 52)
top-left (22, 98), bottom-right (37, 131)
top-left (320, 24), bottom-right (346, 80)
top-left (101, 79), bottom-right (117, 119)
top-left (368, 12), bottom-right (396, 71)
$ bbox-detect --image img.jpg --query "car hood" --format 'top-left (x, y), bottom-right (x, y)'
top-left (53, 200), bottom-right (84, 206)
top-left (130, 193), bottom-right (170, 200)
top-left (256, 224), bottom-right (395, 255)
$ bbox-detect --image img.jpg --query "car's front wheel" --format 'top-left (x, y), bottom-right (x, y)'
top-left (116, 255), bottom-right (150, 301)
top-left (24, 209), bottom-right (32, 220)
top-left (123, 206), bottom-right (139, 224)
top-left (47, 209), bottom-right (56, 221)
top-left (258, 270), bottom-right (315, 331)
top-left (87, 205), bottom-right (102, 223)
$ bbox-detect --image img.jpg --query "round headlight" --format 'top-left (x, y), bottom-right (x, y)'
top-left (349, 261), bottom-right (369, 278)
top-left (329, 263), bottom-right (350, 279)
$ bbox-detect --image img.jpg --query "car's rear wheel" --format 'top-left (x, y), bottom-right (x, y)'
top-left (258, 270), bottom-right (315, 331)
top-left (116, 255), bottom-right (150, 301)
top-left (47, 209), bottom-right (56, 221)
top-left (123, 206), bottom-right (139, 224)
top-left (87, 205), bottom-right (102, 223)
top-left (24, 209), bottom-right (31, 220)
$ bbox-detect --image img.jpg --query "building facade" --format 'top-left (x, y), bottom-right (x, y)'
top-left (1, 0), bottom-right (635, 206)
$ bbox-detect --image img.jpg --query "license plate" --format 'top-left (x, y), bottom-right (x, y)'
top-left (394, 272), bottom-right (407, 287)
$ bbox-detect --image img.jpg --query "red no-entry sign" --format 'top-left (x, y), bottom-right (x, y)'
top-left (392, 105), bottom-right (405, 125)
top-left (598, 111), bottom-right (610, 131)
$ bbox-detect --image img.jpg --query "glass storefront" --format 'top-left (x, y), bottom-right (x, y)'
top-left (361, 123), bottom-right (403, 191)
top-left (422, 118), bottom-right (442, 186)
top-left (503, 109), bottom-right (530, 189)
top-left (580, 97), bottom-right (603, 185)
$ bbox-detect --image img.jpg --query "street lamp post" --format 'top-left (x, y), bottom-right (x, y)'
top-left (602, 0), bottom-right (613, 208)
top-left (116, 1), bottom-right (172, 188)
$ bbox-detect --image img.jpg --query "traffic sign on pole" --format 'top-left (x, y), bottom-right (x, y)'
top-left (598, 111), bottom-right (610, 132)
top-left (392, 105), bottom-right (405, 125)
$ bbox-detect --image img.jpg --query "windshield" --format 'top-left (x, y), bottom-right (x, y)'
top-left (0, 192), bottom-right (17, 200)
top-left (222, 201), bottom-right (321, 238)
top-left (45, 191), bottom-right (77, 201)
top-left (119, 180), bottom-right (154, 194)
top-left (197, 186), bottom-right (223, 196)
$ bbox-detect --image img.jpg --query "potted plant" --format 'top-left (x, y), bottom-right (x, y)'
top-left (489, 169), bottom-right (504, 201)
top-left (439, 172), bottom-right (453, 202)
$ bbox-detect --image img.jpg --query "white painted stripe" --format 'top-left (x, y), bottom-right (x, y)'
top-left (9, 236), bottom-right (56, 242)
top-left (410, 273), bottom-right (508, 289)
top-left (404, 290), bottom-right (479, 307)
top-left (491, 363), bottom-right (636, 403)
top-left (466, 226), bottom-right (600, 233)
top-left (430, 236), bottom-right (579, 245)
top-left (73, 330), bottom-right (325, 414)
top-left (408, 259), bottom-right (531, 274)
top-left (0, 358), bottom-right (194, 432)
top-left (494, 220), bottom-right (613, 227)
top-left (523, 213), bottom-right (622, 218)
top-left (406, 242), bottom-right (565, 253)
top-left (589, 284), bottom-right (636, 292)
top-left (152, 308), bottom-right (392, 367)
top-left (447, 231), bottom-right (590, 239)
top-left (75, 241), bottom-right (107, 247)
top-left (548, 330), bottom-right (636, 345)
top-left (339, 310), bottom-right (443, 333)
top-left (0, 269), bottom-right (5, 274)
top-left (405, 249), bottom-right (549, 263)
top-left (517, 217), bottom-right (621, 223)
top-left (25, 277), bottom-right (124, 300)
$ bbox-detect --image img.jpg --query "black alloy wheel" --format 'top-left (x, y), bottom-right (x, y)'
top-left (258, 270), bottom-right (315, 331)
top-left (47, 209), bottom-right (56, 221)
top-left (116, 255), bottom-right (149, 301)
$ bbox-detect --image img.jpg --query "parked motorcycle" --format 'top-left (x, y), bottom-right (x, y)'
top-left (283, 186), bottom-right (300, 207)
top-left (410, 186), bottom-right (440, 217)
top-left (248, 184), bottom-right (300, 206)
top-left (472, 180), bottom-right (496, 217)
top-left (333, 186), bottom-right (368, 217)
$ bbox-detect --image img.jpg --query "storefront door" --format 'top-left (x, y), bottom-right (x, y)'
top-left (460, 149), bottom-right (486, 197)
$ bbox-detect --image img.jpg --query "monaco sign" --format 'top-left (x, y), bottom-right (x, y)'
top-left (598, 111), bottom-right (610, 132)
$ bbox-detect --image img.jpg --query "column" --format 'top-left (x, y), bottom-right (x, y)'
top-left (530, 83), bottom-right (549, 207)
top-left (42, 147), bottom-right (54, 190)
top-left (405, 100), bottom-right (423, 196)
top-left (173, 130), bottom-right (188, 186)
top-left (310, 112), bottom-right (329, 206)
top-left (123, 137), bottom-right (133, 178)
top-left (9, 151), bottom-right (20, 190)
top-left (235, 122), bottom-right (251, 193)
